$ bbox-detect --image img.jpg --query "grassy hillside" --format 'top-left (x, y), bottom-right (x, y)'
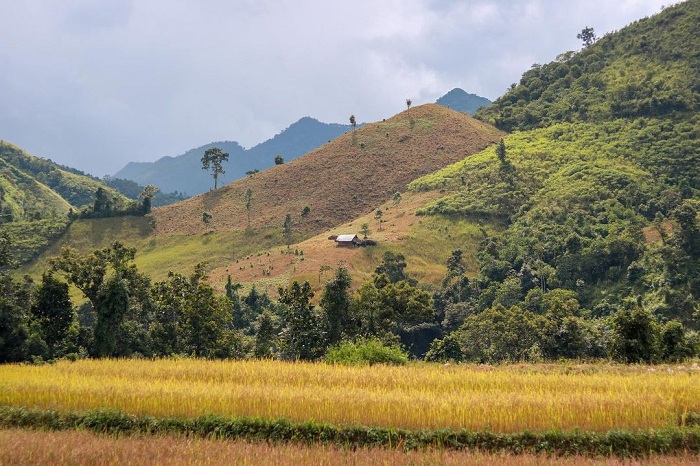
top-left (20, 105), bottom-right (503, 295)
top-left (151, 104), bottom-right (503, 237)
top-left (0, 141), bottom-right (135, 263)
top-left (0, 158), bottom-right (72, 222)
top-left (0, 141), bottom-right (120, 209)
top-left (113, 117), bottom-right (353, 196)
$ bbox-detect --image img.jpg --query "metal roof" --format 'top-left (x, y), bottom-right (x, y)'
top-left (335, 234), bottom-right (358, 242)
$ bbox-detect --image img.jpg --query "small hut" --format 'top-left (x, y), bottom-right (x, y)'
top-left (335, 234), bottom-right (359, 247)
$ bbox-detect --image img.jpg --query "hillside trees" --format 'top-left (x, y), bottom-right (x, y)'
top-left (139, 185), bottom-right (159, 214)
top-left (320, 267), bottom-right (354, 345)
top-left (278, 281), bottom-right (324, 360)
top-left (92, 187), bottom-right (113, 215)
top-left (31, 272), bottom-right (73, 358)
top-left (283, 214), bottom-right (293, 247)
top-left (49, 242), bottom-right (152, 357)
top-left (150, 263), bottom-right (234, 358)
top-left (201, 147), bottom-right (229, 189)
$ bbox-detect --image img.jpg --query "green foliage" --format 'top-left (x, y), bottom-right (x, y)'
top-left (320, 267), bottom-right (354, 345)
top-left (150, 263), bottom-right (231, 358)
top-left (374, 251), bottom-right (414, 285)
top-left (253, 311), bottom-right (278, 358)
top-left (610, 306), bottom-right (660, 363)
top-left (31, 272), bottom-right (73, 357)
top-left (359, 222), bottom-right (371, 239)
top-left (201, 147), bottom-right (229, 189)
top-left (3, 406), bottom-right (700, 456)
top-left (324, 337), bottom-right (408, 366)
top-left (477, 1), bottom-right (700, 131)
top-left (0, 141), bottom-right (119, 210)
top-left (454, 304), bottom-right (546, 363)
top-left (424, 334), bottom-right (463, 362)
top-left (577, 26), bottom-right (597, 47)
top-left (49, 242), bottom-right (152, 357)
top-left (0, 274), bottom-right (32, 363)
top-left (278, 281), bottom-right (324, 360)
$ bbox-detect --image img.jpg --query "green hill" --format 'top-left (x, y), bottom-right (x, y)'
top-left (0, 141), bottom-right (135, 263)
top-left (412, 0), bottom-right (700, 337)
top-left (477, 1), bottom-right (699, 134)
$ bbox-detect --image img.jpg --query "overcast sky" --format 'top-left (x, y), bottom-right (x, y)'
top-left (1, 0), bottom-right (670, 177)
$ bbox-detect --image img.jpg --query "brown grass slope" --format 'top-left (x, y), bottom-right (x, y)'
top-left (152, 104), bottom-right (503, 237)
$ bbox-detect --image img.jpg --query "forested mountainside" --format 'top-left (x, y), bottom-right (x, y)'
top-left (410, 0), bottom-right (699, 362)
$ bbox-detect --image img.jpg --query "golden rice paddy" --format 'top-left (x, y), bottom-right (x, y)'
top-left (1, 359), bottom-right (699, 433)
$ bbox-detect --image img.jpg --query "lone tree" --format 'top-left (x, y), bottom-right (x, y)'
top-left (283, 213), bottom-right (293, 248)
top-left (201, 147), bottom-right (229, 189)
top-left (244, 188), bottom-right (253, 227)
top-left (577, 27), bottom-right (597, 47)
top-left (139, 185), bottom-right (159, 214)
top-left (406, 98), bottom-right (412, 114)
top-left (301, 205), bottom-right (311, 220)
top-left (274, 155), bottom-right (284, 165)
top-left (349, 115), bottom-right (356, 131)
top-left (496, 138), bottom-right (507, 165)
top-left (374, 209), bottom-right (384, 232)
top-left (359, 222), bottom-right (371, 239)
top-left (202, 212), bottom-right (212, 226)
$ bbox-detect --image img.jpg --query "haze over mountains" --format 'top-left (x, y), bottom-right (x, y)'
top-left (113, 117), bottom-right (354, 196)
top-left (113, 89), bottom-right (490, 197)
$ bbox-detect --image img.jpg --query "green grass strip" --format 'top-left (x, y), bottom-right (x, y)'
top-left (1, 406), bottom-right (699, 457)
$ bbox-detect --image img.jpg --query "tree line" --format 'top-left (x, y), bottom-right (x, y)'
top-left (1, 230), bottom-right (697, 364)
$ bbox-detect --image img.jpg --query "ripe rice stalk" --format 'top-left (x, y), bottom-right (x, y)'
top-left (0, 360), bottom-right (698, 433)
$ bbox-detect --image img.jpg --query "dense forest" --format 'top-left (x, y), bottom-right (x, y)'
top-left (0, 234), bottom-right (697, 364)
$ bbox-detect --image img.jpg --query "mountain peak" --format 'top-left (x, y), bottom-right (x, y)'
top-left (436, 89), bottom-right (491, 115)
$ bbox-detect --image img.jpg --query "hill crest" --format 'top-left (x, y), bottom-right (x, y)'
top-left (114, 117), bottom-right (353, 196)
top-left (151, 104), bottom-right (504, 237)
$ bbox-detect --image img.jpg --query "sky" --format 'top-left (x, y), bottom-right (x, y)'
top-left (0, 0), bottom-right (670, 177)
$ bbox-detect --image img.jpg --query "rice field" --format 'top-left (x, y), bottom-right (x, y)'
top-left (1, 429), bottom-right (698, 466)
top-left (1, 359), bottom-right (699, 433)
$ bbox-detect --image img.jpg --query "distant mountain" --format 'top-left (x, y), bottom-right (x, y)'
top-left (436, 89), bottom-right (491, 115)
top-left (114, 117), bottom-right (353, 196)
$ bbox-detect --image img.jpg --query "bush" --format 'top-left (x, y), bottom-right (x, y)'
top-left (324, 338), bottom-right (408, 366)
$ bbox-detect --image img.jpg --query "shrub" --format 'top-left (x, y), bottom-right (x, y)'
top-left (324, 338), bottom-right (408, 366)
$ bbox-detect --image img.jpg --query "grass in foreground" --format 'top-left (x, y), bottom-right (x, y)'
top-left (1, 359), bottom-right (699, 433)
top-left (2, 429), bottom-right (700, 466)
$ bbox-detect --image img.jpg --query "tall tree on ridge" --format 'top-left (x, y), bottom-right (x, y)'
top-left (201, 147), bottom-right (229, 189)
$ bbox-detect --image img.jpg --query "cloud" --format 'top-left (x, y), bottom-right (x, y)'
top-left (0, 0), bottom-right (669, 177)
